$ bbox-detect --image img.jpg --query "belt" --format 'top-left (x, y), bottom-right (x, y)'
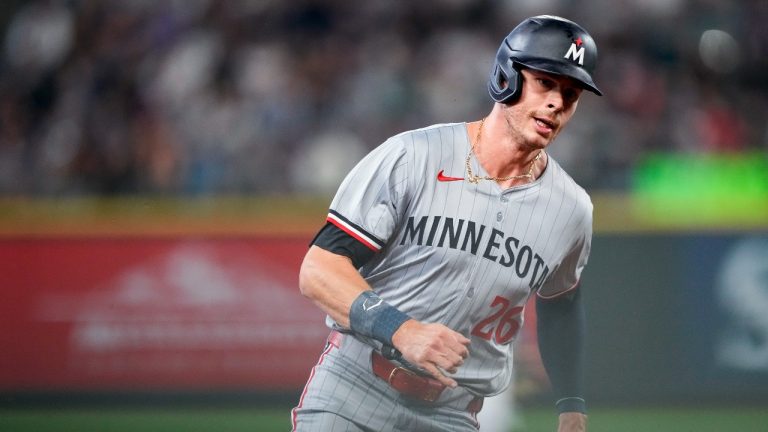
top-left (371, 351), bottom-right (483, 414)
top-left (371, 350), bottom-right (445, 402)
top-left (328, 331), bottom-right (483, 413)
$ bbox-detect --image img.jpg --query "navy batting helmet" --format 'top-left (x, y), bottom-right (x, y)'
top-left (488, 15), bottom-right (602, 103)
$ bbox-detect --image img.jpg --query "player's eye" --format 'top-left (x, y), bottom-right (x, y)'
top-left (536, 78), bottom-right (554, 89)
top-left (563, 88), bottom-right (580, 103)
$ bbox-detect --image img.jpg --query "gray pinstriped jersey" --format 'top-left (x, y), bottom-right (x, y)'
top-left (326, 122), bottom-right (592, 396)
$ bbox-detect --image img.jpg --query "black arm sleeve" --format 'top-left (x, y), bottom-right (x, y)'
top-left (535, 286), bottom-right (586, 414)
top-left (310, 222), bottom-right (376, 269)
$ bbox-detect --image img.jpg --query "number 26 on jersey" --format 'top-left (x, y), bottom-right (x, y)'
top-left (471, 295), bottom-right (524, 345)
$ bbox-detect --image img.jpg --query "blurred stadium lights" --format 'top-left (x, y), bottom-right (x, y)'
top-left (0, 0), bottom-right (765, 229)
top-left (631, 152), bottom-right (768, 228)
top-left (699, 29), bottom-right (741, 74)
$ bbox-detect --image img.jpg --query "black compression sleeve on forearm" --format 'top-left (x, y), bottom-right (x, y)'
top-left (536, 287), bottom-right (586, 414)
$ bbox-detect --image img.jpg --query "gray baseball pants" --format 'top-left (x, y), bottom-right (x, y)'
top-left (291, 331), bottom-right (483, 431)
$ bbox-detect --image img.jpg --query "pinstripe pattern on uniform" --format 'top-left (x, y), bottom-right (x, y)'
top-left (321, 122), bottom-right (591, 396)
top-left (301, 122), bottom-right (592, 428)
top-left (292, 332), bottom-right (481, 431)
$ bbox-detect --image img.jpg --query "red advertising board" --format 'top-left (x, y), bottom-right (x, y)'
top-left (0, 236), bottom-right (328, 392)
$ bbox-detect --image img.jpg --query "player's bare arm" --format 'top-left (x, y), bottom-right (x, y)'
top-left (299, 245), bottom-right (469, 387)
top-left (299, 245), bottom-right (370, 328)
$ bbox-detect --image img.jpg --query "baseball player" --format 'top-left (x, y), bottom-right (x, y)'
top-left (292, 15), bottom-right (601, 432)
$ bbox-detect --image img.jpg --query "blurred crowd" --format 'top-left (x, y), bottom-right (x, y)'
top-left (0, 0), bottom-right (765, 196)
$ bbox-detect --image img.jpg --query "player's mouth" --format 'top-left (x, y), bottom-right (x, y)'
top-left (533, 117), bottom-right (557, 136)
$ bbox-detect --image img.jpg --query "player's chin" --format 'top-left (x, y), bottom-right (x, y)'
top-left (538, 125), bottom-right (563, 146)
top-left (527, 133), bottom-right (553, 150)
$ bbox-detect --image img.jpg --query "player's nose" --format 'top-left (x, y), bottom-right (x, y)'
top-left (546, 91), bottom-right (565, 111)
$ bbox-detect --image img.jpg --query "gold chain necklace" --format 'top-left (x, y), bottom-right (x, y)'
top-left (465, 117), bottom-right (543, 184)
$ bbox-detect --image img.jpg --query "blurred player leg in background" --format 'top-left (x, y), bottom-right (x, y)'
top-left (477, 300), bottom-right (549, 431)
top-left (477, 380), bottom-right (519, 432)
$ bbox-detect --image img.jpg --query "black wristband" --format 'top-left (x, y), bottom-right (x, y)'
top-left (556, 397), bottom-right (587, 414)
top-left (349, 291), bottom-right (411, 346)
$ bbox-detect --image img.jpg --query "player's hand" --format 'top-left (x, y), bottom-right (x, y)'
top-left (557, 412), bottom-right (587, 432)
top-left (391, 319), bottom-right (470, 388)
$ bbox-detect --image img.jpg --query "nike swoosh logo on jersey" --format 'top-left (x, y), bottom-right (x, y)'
top-left (437, 170), bottom-right (463, 182)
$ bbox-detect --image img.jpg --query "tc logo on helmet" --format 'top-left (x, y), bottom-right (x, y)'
top-left (564, 37), bottom-right (585, 65)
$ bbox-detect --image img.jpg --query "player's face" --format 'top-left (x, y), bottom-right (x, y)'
top-left (503, 69), bottom-right (583, 150)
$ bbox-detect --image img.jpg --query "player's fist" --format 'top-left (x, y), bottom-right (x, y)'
top-left (391, 320), bottom-right (470, 388)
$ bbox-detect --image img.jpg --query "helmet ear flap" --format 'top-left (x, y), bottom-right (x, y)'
top-left (488, 60), bottom-right (523, 104)
top-left (504, 62), bottom-right (524, 103)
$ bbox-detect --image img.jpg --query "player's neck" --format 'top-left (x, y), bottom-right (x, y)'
top-left (468, 117), bottom-right (548, 187)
